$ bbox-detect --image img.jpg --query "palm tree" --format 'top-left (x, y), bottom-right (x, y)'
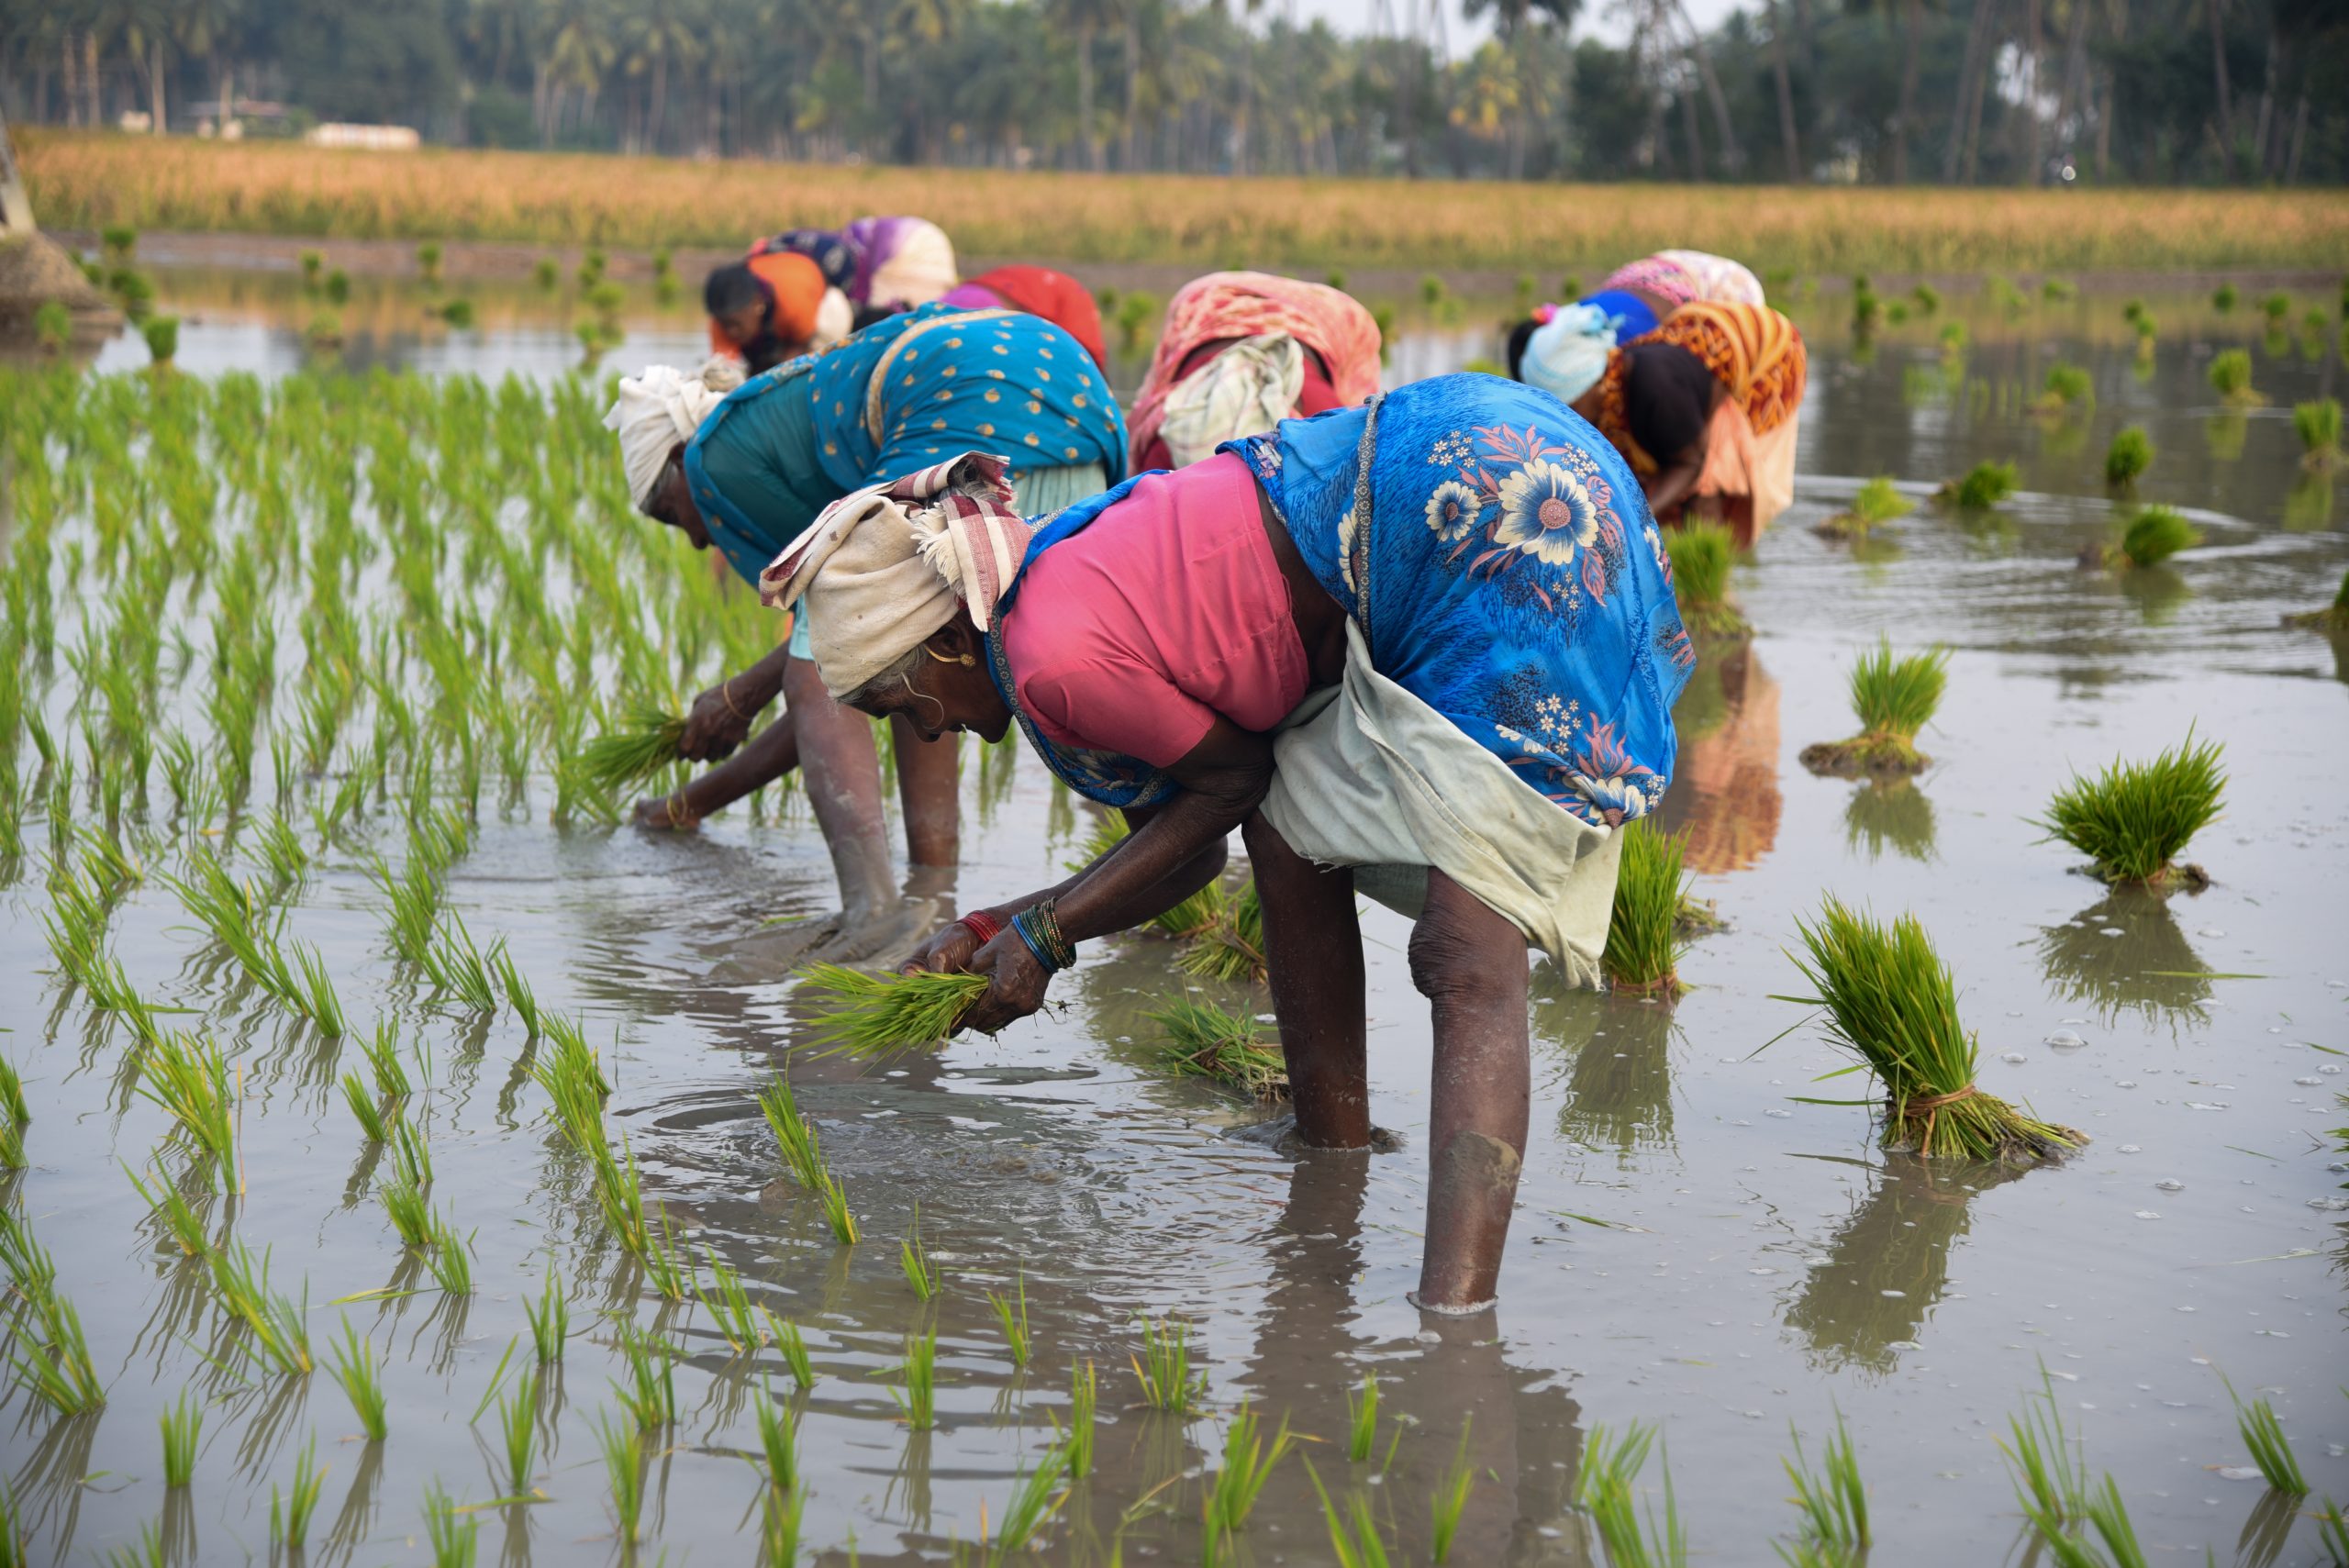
top-left (622, 6), bottom-right (702, 152)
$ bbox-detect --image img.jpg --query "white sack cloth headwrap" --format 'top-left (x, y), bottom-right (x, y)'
top-left (812, 287), bottom-right (854, 351)
top-left (757, 451), bottom-right (1030, 698)
top-left (865, 219), bottom-right (959, 311)
top-left (604, 362), bottom-right (729, 513)
top-left (1158, 332), bottom-right (1305, 467)
top-left (1520, 304), bottom-right (1620, 406)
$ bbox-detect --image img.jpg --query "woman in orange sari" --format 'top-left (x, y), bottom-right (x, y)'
top-left (1515, 300), bottom-right (1805, 547)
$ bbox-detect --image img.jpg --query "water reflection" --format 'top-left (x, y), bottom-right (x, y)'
top-left (1658, 644), bottom-right (1781, 875)
top-left (2207, 411), bottom-right (2250, 463)
top-left (1843, 778), bottom-right (1937, 862)
top-left (2034, 888), bottom-right (2215, 1032)
top-left (1540, 985), bottom-right (1678, 1166)
top-left (2284, 472), bottom-right (2336, 530)
top-left (2117, 562), bottom-right (2192, 625)
top-left (1782, 1154), bottom-right (2026, 1380)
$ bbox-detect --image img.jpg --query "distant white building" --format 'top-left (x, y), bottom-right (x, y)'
top-left (304, 124), bottom-right (421, 151)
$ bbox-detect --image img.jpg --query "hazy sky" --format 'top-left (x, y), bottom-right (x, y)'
top-left (1282, 0), bottom-right (1747, 50)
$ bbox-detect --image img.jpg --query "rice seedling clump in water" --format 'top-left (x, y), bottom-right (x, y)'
top-left (2295, 397), bottom-right (2342, 469)
top-left (1602, 820), bottom-right (1690, 998)
top-left (2103, 505), bottom-right (2201, 570)
top-left (576, 703), bottom-right (686, 794)
top-left (1663, 521), bottom-right (1747, 639)
top-left (1937, 460), bottom-right (2018, 511)
top-left (2208, 348), bottom-right (2260, 405)
top-left (1141, 997), bottom-right (1289, 1100)
top-left (2032, 731), bottom-right (2224, 888)
top-left (2103, 427), bottom-right (2154, 488)
top-left (2282, 567), bottom-right (2349, 632)
top-left (796, 962), bottom-right (990, 1057)
top-left (1785, 896), bottom-right (2083, 1162)
top-left (1798, 639), bottom-right (1949, 777)
top-left (1816, 476), bottom-right (1911, 539)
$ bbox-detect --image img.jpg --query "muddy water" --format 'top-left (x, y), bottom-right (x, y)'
top-left (6, 277), bottom-right (2347, 1566)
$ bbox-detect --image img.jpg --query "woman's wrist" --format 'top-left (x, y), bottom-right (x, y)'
top-left (955, 909), bottom-right (1005, 945)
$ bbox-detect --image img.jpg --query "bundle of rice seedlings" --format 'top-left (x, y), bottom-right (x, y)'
top-left (2102, 427), bottom-right (2154, 488)
top-left (2296, 397), bottom-right (2343, 470)
top-left (1181, 881), bottom-right (1264, 984)
top-left (1798, 639), bottom-right (1950, 777)
top-left (2032, 362), bottom-right (2093, 415)
top-left (1663, 522), bottom-right (1747, 639)
top-left (2032, 731), bottom-right (2225, 888)
top-left (2282, 567), bottom-right (2349, 632)
top-left (1934, 461), bottom-right (2018, 512)
top-left (2099, 505), bottom-right (2201, 570)
top-left (1783, 896), bottom-right (2084, 1163)
top-left (2207, 349), bottom-right (2260, 406)
top-left (1601, 820), bottom-right (1689, 999)
top-left (2213, 281), bottom-right (2240, 312)
top-left (1141, 997), bottom-right (1289, 1101)
top-left (1815, 477), bottom-right (1911, 540)
top-left (576, 704), bottom-right (686, 795)
top-left (797, 963), bottom-right (990, 1057)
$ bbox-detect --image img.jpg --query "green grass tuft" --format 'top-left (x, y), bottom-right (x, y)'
top-left (1133, 1318), bottom-right (1208, 1414)
top-left (1782, 1412), bottom-right (1868, 1557)
top-left (797, 963), bottom-right (989, 1058)
top-left (1799, 639), bottom-right (1949, 776)
top-left (268, 1438), bottom-right (326, 1551)
top-left (327, 1319), bottom-right (387, 1440)
top-left (1663, 522), bottom-right (1747, 639)
top-left (1573, 1422), bottom-right (1685, 1568)
top-left (2208, 348), bottom-right (2259, 404)
top-left (1945, 460), bottom-right (2019, 511)
top-left (2225, 1380), bottom-right (2308, 1495)
top-left (1603, 820), bottom-right (1690, 998)
top-left (1431, 1417), bottom-right (1477, 1563)
top-left (2111, 505), bottom-right (2201, 569)
top-left (160, 1389), bottom-right (202, 1486)
top-left (988, 1272), bottom-right (1030, 1367)
top-left (2103, 427), bottom-right (2154, 487)
top-left (2036, 361), bottom-right (2093, 412)
top-left (1783, 896), bottom-right (2084, 1162)
top-left (2033, 731), bottom-right (2225, 886)
top-left (2295, 397), bottom-right (2343, 468)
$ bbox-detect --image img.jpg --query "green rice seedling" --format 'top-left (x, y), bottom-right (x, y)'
top-left (1142, 997), bottom-right (1289, 1099)
top-left (424, 1480), bottom-right (478, 1568)
top-left (2208, 348), bottom-right (2259, 405)
top-left (2315, 1496), bottom-right (2348, 1566)
top-left (391, 1118), bottom-right (434, 1189)
top-left (1663, 521), bottom-right (1745, 639)
top-left (255, 809), bottom-right (308, 886)
top-left (772, 1314), bottom-right (815, 1389)
top-left (2261, 289), bottom-right (2292, 323)
top-left (2213, 281), bottom-right (2240, 311)
top-left (290, 944), bottom-right (350, 1037)
top-left (327, 1322), bottom-right (388, 1441)
top-left (140, 317), bottom-right (179, 367)
top-left (1798, 639), bottom-right (1950, 777)
top-left (992, 1443), bottom-right (1072, 1562)
top-left (532, 256), bottom-right (559, 291)
top-left (1781, 1412), bottom-right (1867, 1555)
top-left (2032, 731), bottom-right (2225, 887)
top-left (1063, 1361), bottom-right (1097, 1478)
top-left (1602, 820), bottom-right (1690, 998)
top-left (812, 1161), bottom-right (857, 1242)
top-left (2103, 427), bottom-right (2154, 488)
top-left (0, 1118), bottom-right (19, 1173)
top-left (1207, 1402), bottom-right (1293, 1540)
top-left (269, 1438), bottom-right (326, 1551)
top-left (2043, 276), bottom-right (2076, 302)
top-left (1133, 1318), bottom-right (1207, 1414)
top-left (1305, 1462), bottom-right (1396, 1568)
top-left (2106, 504), bottom-right (2201, 569)
top-left (2225, 1381), bottom-right (2308, 1495)
top-left (577, 704), bottom-right (687, 794)
top-left (1939, 460), bottom-right (2019, 511)
top-left (1181, 880), bottom-right (1265, 984)
top-left (425, 915), bottom-right (502, 1011)
top-left (207, 1242), bottom-right (313, 1375)
top-left (425, 1215), bottom-right (474, 1296)
top-left (0, 1208), bottom-right (56, 1296)
top-left (11, 1290), bottom-right (106, 1415)
top-left (612, 1319), bottom-right (677, 1430)
top-left (596, 1410), bottom-right (645, 1544)
top-left (1431, 1417), bottom-right (1476, 1563)
top-left (1573, 1422), bottom-right (1685, 1568)
top-left (135, 1032), bottom-right (238, 1184)
top-left (1817, 476), bottom-right (1911, 539)
top-left (755, 1389), bottom-right (800, 1490)
top-left (890, 1329), bottom-right (939, 1429)
top-left (342, 1072), bottom-right (395, 1144)
top-left (2297, 397), bottom-right (2343, 469)
top-left (524, 1269), bottom-right (568, 1363)
top-left (987, 1273), bottom-right (1030, 1367)
top-left (491, 948), bottom-right (540, 1037)
top-left (698, 1247), bottom-right (768, 1354)
top-left (159, 1389), bottom-right (201, 1486)
top-left (761, 1481), bottom-right (806, 1566)
top-left (124, 1162), bottom-right (208, 1257)
top-left (900, 1206), bottom-right (938, 1301)
top-left (100, 1520), bottom-right (162, 1568)
top-left (797, 963), bottom-right (990, 1057)
top-left (2, 1052), bottom-right (29, 1129)
top-left (498, 1367), bottom-right (540, 1495)
top-left (533, 1013), bottom-right (610, 1141)
top-left (1783, 896), bottom-right (2084, 1162)
top-left (759, 1073), bottom-right (824, 1188)
top-left (1345, 1372), bottom-right (1382, 1462)
top-left (2035, 362), bottom-right (2093, 413)
top-left (642, 1202), bottom-right (694, 1305)
top-left (33, 298), bottom-right (71, 353)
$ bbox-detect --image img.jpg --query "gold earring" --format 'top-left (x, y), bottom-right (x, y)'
top-left (924, 647), bottom-right (976, 668)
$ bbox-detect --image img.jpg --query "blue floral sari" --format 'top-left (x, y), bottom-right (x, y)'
top-left (991, 373), bottom-right (1693, 828)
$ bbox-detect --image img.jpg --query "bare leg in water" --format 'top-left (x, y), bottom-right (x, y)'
top-left (1245, 812), bottom-right (1530, 1312)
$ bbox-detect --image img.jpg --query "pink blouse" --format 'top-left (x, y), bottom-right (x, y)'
top-left (1000, 452), bottom-right (1308, 768)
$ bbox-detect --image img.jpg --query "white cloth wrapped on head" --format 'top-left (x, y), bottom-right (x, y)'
top-left (1519, 304), bottom-right (1620, 406)
top-left (757, 452), bottom-right (1031, 699)
top-left (604, 361), bottom-right (733, 512)
top-left (1158, 333), bottom-right (1304, 468)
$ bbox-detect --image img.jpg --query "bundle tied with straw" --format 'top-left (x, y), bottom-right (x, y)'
top-left (1141, 997), bottom-right (1288, 1102)
top-left (797, 962), bottom-right (990, 1060)
top-left (577, 703), bottom-right (688, 794)
top-left (1780, 897), bottom-right (2083, 1164)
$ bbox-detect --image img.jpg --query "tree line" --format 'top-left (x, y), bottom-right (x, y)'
top-left (4, 0), bottom-right (2343, 185)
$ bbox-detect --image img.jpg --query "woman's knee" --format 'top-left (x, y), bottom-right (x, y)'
top-left (1407, 887), bottom-right (1526, 1004)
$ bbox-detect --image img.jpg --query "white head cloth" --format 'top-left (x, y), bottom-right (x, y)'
top-left (1158, 332), bottom-right (1304, 467)
top-left (1520, 304), bottom-right (1620, 406)
top-left (603, 361), bottom-right (730, 512)
top-left (865, 219), bottom-right (960, 311)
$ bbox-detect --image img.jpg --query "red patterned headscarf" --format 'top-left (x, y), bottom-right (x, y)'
top-left (1127, 272), bottom-right (1382, 470)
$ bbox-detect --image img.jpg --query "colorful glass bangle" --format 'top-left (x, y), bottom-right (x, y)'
top-left (957, 910), bottom-right (1004, 945)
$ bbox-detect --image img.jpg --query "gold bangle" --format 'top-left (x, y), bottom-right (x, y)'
top-left (720, 679), bottom-right (750, 721)
top-left (664, 789), bottom-right (692, 828)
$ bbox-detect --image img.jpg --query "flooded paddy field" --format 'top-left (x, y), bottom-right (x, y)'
top-left (2, 271), bottom-right (2346, 1566)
